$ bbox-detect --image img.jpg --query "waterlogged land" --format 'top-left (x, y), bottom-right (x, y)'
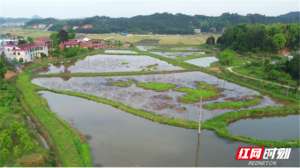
top-left (39, 91), bottom-right (300, 166)
top-left (32, 71), bottom-right (278, 121)
top-left (11, 42), bottom-right (298, 166)
top-left (40, 54), bottom-right (182, 74)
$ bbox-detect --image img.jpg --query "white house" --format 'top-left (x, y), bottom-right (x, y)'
top-left (4, 43), bottom-right (48, 62)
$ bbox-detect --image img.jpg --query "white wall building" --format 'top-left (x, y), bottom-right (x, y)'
top-left (4, 43), bottom-right (48, 62)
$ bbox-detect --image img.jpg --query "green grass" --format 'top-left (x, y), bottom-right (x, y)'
top-left (203, 96), bottom-right (262, 110)
top-left (16, 72), bottom-right (92, 166)
top-left (175, 82), bottom-right (220, 103)
top-left (0, 80), bottom-right (48, 166)
top-left (137, 82), bottom-right (177, 91)
top-left (87, 33), bottom-right (220, 45)
top-left (202, 106), bottom-right (300, 147)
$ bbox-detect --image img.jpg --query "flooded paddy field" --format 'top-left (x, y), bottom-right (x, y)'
top-left (33, 71), bottom-right (278, 121)
top-left (229, 115), bottom-right (300, 140)
top-left (41, 54), bottom-right (182, 74)
top-left (151, 51), bottom-right (206, 59)
top-left (40, 91), bottom-right (300, 166)
top-left (185, 56), bottom-right (219, 67)
top-left (104, 49), bottom-right (138, 54)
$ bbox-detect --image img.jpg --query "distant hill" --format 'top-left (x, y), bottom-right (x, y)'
top-left (22, 11), bottom-right (300, 34)
top-left (0, 17), bottom-right (30, 27)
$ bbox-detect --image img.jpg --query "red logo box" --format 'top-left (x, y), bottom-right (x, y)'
top-left (236, 146), bottom-right (265, 160)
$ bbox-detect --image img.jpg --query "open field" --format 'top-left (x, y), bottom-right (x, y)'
top-left (0, 27), bottom-right (219, 46)
top-left (86, 33), bottom-right (220, 45)
top-left (0, 27), bottom-right (52, 38)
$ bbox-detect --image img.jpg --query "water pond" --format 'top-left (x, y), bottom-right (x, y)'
top-left (229, 115), bottom-right (300, 140)
top-left (152, 51), bottom-right (205, 59)
top-left (40, 91), bottom-right (300, 166)
top-left (41, 54), bottom-right (182, 74)
top-left (185, 57), bottom-right (219, 67)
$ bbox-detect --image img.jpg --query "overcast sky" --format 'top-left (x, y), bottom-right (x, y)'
top-left (0, 0), bottom-right (299, 18)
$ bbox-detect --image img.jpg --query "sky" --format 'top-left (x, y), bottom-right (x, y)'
top-left (0, 0), bottom-right (299, 18)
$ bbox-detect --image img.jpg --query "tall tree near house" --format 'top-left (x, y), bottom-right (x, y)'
top-left (0, 57), bottom-right (7, 79)
top-left (27, 37), bottom-right (34, 43)
top-left (58, 29), bottom-right (69, 43)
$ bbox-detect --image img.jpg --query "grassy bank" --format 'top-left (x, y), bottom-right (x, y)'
top-left (0, 80), bottom-right (49, 166)
top-left (202, 106), bottom-right (300, 147)
top-left (16, 72), bottom-right (92, 166)
top-left (203, 96), bottom-right (262, 110)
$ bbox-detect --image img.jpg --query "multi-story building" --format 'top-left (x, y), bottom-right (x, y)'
top-left (4, 43), bottom-right (48, 62)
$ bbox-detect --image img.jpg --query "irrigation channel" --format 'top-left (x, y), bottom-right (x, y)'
top-left (39, 91), bottom-right (300, 166)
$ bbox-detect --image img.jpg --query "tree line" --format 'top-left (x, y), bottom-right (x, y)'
top-left (218, 23), bottom-right (300, 52)
top-left (25, 12), bottom-right (300, 34)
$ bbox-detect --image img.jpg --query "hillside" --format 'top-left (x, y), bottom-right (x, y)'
top-left (16, 11), bottom-right (300, 34)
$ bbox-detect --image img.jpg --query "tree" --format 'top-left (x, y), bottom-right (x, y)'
top-left (18, 39), bottom-right (27, 45)
top-left (286, 53), bottom-right (300, 87)
top-left (0, 57), bottom-right (7, 79)
top-left (218, 49), bottom-right (237, 66)
top-left (272, 33), bottom-right (287, 51)
top-left (58, 29), bottom-right (69, 43)
top-left (206, 36), bottom-right (215, 45)
top-left (27, 37), bottom-right (34, 43)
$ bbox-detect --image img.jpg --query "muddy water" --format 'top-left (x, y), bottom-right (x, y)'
top-left (33, 72), bottom-right (279, 121)
top-left (40, 91), bottom-right (299, 166)
top-left (42, 54), bottom-right (182, 74)
top-left (185, 57), bottom-right (219, 67)
top-left (229, 115), bottom-right (300, 140)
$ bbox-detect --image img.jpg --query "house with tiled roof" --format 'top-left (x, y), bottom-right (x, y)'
top-left (4, 42), bottom-right (48, 62)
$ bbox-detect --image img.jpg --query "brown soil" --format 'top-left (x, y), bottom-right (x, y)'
top-left (4, 70), bottom-right (17, 80)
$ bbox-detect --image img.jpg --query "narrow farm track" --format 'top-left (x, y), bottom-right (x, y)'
top-left (227, 66), bottom-right (298, 90)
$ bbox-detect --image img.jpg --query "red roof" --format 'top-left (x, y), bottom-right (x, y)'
top-left (62, 39), bottom-right (80, 45)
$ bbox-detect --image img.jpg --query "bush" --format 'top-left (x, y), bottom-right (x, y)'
top-left (218, 49), bottom-right (237, 66)
top-left (63, 47), bottom-right (89, 58)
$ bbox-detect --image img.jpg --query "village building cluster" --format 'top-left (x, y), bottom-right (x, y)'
top-left (59, 37), bottom-right (119, 50)
top-left (0, 34), bottom-right (131, 63)
top-left (0, 36), bottom-right (50, 62)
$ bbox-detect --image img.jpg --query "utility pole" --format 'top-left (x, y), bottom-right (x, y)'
top-left (195, 96), bottom-right (203, 167)
top-left (198, 96), bottom-right (203, 134)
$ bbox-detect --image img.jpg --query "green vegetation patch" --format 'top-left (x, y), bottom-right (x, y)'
top-left (16, 72), bottom-right (92, 166)
top-left (0, 80), bottom-right (47, 166)
top-left (203, 96), bottom-right (262, 110)
top-left (176, 81), bottom-right (220, 103)
top-left (137, 82), bottom-right (177, 91)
